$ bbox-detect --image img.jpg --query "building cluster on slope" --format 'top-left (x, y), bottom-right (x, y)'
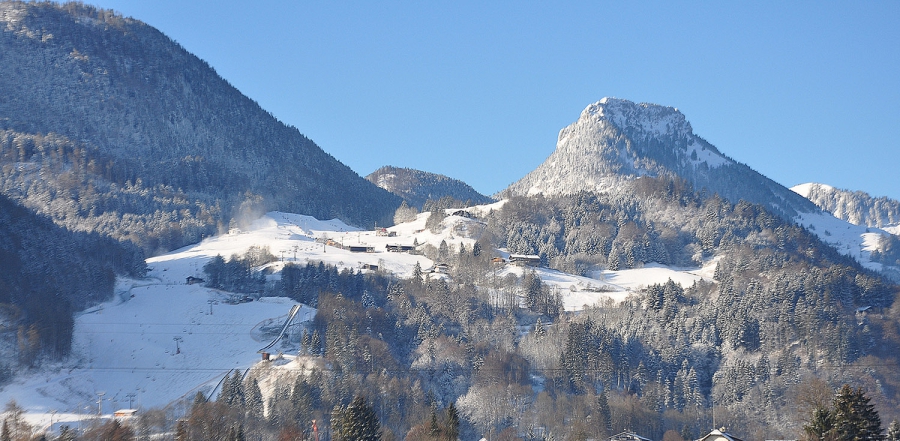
top-left (606, 430), bottom-right (746, 441)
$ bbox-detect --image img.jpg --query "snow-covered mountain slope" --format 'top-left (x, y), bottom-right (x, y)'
top-left (790, 184), bottom-right (900, 281)
top-left (793, 183), bottom-right (900, 234)
top-left (785, 207), bottom-right (899, 283)
top-left (501, 98), bottom-right (818, 220)
top-left (1, 208), bottom-right (720, 421)
top-left (0, 280), bottom-right (312, 421)
top-left (498, 261), bottom-right (715, 311)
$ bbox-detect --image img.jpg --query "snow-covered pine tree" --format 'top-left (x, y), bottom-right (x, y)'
top-left (412, 262), bottom-right (424, 287)
top-left (218, 371), bottom-right (245, 408)
top-left (887, 420), bottom-right (900, 441)
top-left (596, 392), bottom-right (612, 437)
top-left (245, 378), bottom-right (264, 420)
top-left (832, 384), bottom-right (883, 441)
top-left (333, 395), bottom-right (381, 441)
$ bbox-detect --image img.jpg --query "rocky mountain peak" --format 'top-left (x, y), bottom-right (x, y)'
top-left (583, 97), bottom-right (692, 139)
top-left (502, 98), bottom-right (816, 220)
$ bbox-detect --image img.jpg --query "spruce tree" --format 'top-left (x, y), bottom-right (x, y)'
top-left (596, 392), bottom-right (612, 437)
top-left (218, 372), bottom-right (234, 404)
top-left (246, 378), bottom-right (264, 420)
top-left (291, 376), bottom-right (315, 426)
top-left (429, 407), bottom-right (440, 437)
top-left (803, 406), bottom-right (835, 441)
top-left (334, 396), bottom-right (381, 441)
top-left (412, 262), bottom-right (424, 286)
top-left (219, 371), bottom-right (245, 408)
top-left (832, 384), bottom-right (883, 441)
top-left (311, 330), bottom-right (322, 355)
top-left (192, 391), bottom-right (207, 406)
top-left (533, 318), bottom-right (546, 338)
top-left (446, 402), bottom-right (460, 441)
top-left (301, 329), bottom-right (311, 354)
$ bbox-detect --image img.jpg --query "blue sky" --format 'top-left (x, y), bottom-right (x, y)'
top-left (96, 1), bottom-right (899, 200)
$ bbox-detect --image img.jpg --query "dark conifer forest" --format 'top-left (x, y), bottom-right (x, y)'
top-left (0, 194), bottom-right (144, 369)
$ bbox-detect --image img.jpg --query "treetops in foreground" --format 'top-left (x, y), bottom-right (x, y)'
top-left (803, 384), bottom-right (884, 441)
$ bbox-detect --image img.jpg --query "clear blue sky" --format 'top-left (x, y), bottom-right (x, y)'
top-left (95, 1), bottom-right (899, 200)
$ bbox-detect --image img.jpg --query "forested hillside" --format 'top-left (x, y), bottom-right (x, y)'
top-left (0, 2), bottom-right (399, 254)
top-left (167, 178), bottom-right (899, 440)
top-left (0, 194), bottom-right (144, 373)
top-left (367, 166), bottom-right (493, 210)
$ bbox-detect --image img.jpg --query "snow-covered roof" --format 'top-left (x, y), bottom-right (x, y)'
top-left (608, 431), bottom-right (654, 441)
top-left (695, 429), bottom-right (744, 441)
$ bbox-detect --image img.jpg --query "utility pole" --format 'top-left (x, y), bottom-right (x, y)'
top-left (208, 299), bottom-right (215, 315)
top-left (97, 392), bottom-right (105, 416)
top-left (173, 336), bottom-right (183, 354)
top-left (126, 392), bottom-right (136, 409)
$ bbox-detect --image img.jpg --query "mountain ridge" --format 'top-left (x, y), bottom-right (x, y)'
top-left (0, 1), bottom-right (399, 253)
top-left (793, 182), bottom-right (900, 232)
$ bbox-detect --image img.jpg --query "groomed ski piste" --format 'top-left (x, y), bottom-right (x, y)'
top-left (9, 201), bottom-right (887, 429)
